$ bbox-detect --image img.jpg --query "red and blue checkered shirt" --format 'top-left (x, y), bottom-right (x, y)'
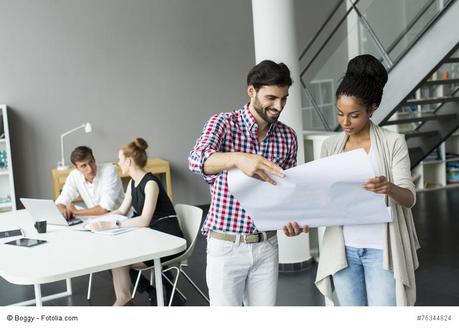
top-left (188, 104), bottom-right (298, 234)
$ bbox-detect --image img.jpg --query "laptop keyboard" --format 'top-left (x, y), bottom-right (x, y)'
top-left (67, 217), bottom-right (83, 226)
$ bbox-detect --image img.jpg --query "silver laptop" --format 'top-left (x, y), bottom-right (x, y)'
top-left (20, 198), bottom-right (83, 226)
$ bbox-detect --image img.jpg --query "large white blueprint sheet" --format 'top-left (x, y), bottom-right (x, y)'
top-left (227, 149), bottom-right (391, 230)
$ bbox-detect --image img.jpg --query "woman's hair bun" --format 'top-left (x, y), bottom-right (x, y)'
top-left (336, 54), bottom-right (388, 108)
top-left (345, 54), bottom-right (388, 88)
top-left (133, 137), bottom-right (148, 151)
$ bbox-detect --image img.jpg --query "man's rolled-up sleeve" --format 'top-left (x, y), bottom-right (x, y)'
top-left (188, 113), bottom-right (227, 185)
top-left (284, 130), bottom-right (298, 170)
top-left (99, 165), bottom-right (124, 211)
top-left (55, 172), bottom-right (79, 205)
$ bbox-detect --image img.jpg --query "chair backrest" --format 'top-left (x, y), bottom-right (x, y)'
top-left (170, 204), bottom-right (203, 264)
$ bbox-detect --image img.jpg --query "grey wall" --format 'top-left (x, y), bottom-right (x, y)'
top-left (0, 0), bottom-right (344, 206)
top-left (0, 0), bottom-right (255, 206)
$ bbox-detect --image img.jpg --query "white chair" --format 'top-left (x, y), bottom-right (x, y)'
top-left (86, 204), bottom-right (209, 306)
top-left (131, 204), bottom-right (209, 305)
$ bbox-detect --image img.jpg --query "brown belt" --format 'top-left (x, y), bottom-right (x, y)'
top-left (209, 230), bottom-right (277, 244)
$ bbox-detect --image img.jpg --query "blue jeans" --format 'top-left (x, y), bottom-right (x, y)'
top-left (332, 246), bottom-right (396, 306)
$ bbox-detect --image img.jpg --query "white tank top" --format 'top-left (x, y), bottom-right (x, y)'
top-left (343, 145), bottom-right (385, 249)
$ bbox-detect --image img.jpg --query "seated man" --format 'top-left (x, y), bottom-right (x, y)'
top-left (55, 146), bottom-right (124, 218)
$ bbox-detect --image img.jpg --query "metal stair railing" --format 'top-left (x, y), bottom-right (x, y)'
top-left (298, 0), bottom-right (457, 132)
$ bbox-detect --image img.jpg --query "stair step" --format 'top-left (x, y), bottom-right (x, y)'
top-left (404, 96), bottom-right (459, 106)
top-left (403, 130), bottom-right (438, 139)
top-left (423, 78), bottom-right (459, 86)
top-left (409, 147), bottom-right (424, 156)
top-left (382, 113), bottom-right (457, 125)
top-left (443, 57), bottom-right (459, 64)
top-left (409, 146), bottom-right (432, 167)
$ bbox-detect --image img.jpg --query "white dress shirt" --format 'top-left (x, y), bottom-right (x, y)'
top-left (55, 163), bottom-right (124, 211)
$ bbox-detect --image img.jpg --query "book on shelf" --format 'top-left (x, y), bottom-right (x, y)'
top-left (424, 147), bottom-right (443, 161)
top-left (445, 152), bottom-right (459, 162)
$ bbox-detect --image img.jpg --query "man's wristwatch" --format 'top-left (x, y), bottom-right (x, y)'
top-left (115, 220), bottom-right (121, 228)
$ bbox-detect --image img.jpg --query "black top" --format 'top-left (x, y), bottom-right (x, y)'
top-left (131, 172), bottom-right (183, 239)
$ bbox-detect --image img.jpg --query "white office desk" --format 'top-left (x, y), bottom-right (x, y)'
top-left (0, 210), bottom-right (186, 306)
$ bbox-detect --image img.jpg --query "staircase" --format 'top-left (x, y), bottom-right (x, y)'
top-left (380, 46), bottom-right (459, 167)
top-left (299, 0), bottom-right (459, 169)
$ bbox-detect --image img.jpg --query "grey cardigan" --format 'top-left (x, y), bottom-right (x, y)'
top-left (315, 122), bottom-right (420, 306)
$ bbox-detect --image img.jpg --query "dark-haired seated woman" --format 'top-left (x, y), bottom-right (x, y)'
top-left (90, 137), bottom-right (184, 306)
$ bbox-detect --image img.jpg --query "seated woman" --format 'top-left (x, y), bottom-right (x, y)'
top-left (90, 137), bottom-right (184, 306)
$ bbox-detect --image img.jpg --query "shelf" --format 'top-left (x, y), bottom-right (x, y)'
top-left (418, 183), bottom-right (459, 192)
top-left (445, 157), bottom-right (459, 163)
top-left (0, 106), bottom-right (15, 211)
top-left (422, 159), bottom-right (443, 165)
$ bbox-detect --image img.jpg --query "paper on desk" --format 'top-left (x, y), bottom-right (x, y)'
top-left (227, 149), bottom-right (391, 230)
top-left (75, 214), bottom-right (137, 235)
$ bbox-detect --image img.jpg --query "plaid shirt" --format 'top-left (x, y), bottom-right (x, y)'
top-left (188, 104), bottom-right (298, 234)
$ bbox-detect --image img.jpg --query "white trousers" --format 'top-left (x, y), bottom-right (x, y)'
top-left (206, 234), bottom-right (279, 306)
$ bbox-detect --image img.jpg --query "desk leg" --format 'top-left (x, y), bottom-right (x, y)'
top-left (34, 284), bottom-right (42, 307)
top-left (66, 278), bottom-right (72, 295)
top-left (153, 258), bottom-right (164, 306)
top-left (10, 281), bottom-right (73, 306)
